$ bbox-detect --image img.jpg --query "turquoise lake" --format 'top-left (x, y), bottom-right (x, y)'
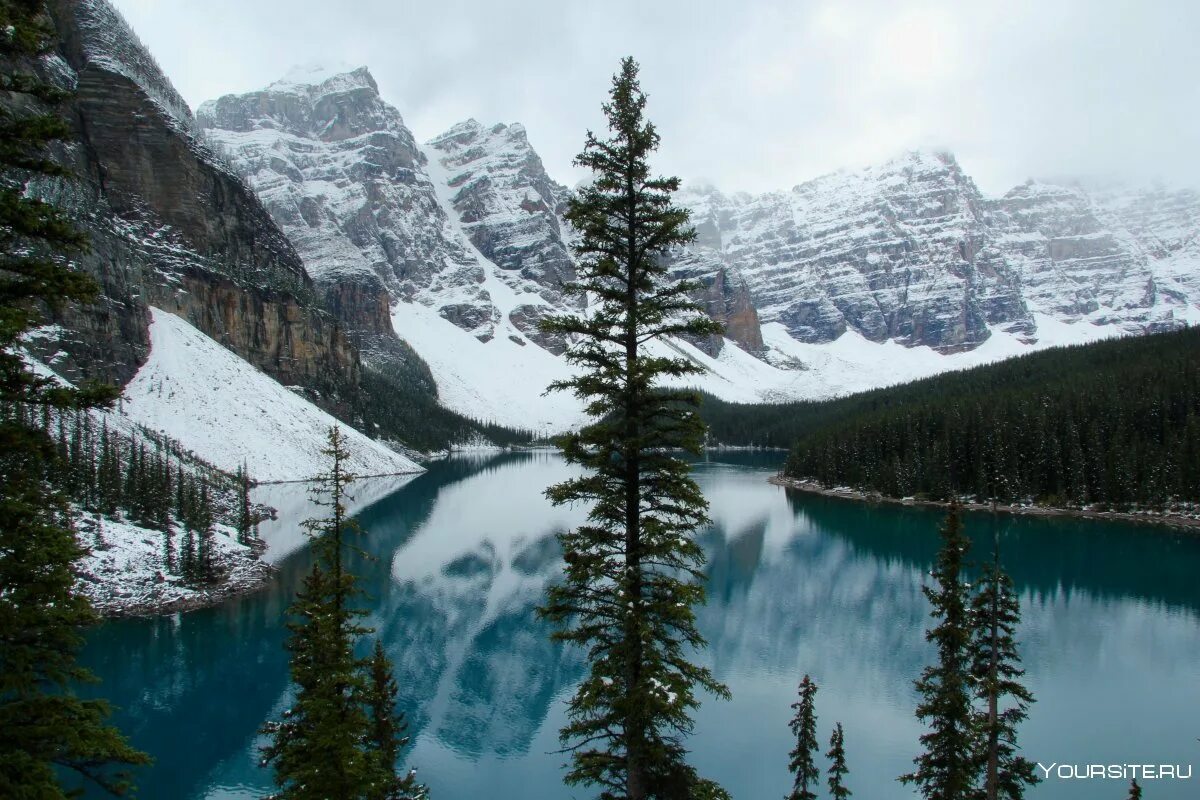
top-left (80, 451), bottom-right (1200, 798)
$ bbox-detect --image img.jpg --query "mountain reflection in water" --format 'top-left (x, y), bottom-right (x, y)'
top-left (80, 451), bottom-right (1200, 799)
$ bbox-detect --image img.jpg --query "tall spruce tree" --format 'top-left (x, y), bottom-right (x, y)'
top-left (236, 461), bottom-right (257, 546)
top-left (1127, 778), bottom-right (1142, 799)
top-left (261, 427), bottom-right (374, 799)
top-left (900, 504), bottom-right (977, 800)
top-left (261, 427), bottom-right (421, 800)
top-left (0, 0), bottom-right (148, 794)
top-left (364, 639), bottom-right (426, 800)
top-left (969, 530), bottom-right (1038, 800)
top-left (826, 722), bottom-right (851, 800)
top-left (787, 675), bottom-right (820, 800)
top-left (538, 57), bottom-right (728, 800)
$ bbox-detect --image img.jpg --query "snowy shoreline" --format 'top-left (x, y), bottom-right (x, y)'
top-left (76, 515), bottom-right (277, 618)
top-left (253, 469), bottom-right (425, 486)
top-left (768, 476), bottom-right (1200, 532)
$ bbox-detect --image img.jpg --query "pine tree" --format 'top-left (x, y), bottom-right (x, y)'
top-left (97, 424), bottom-right (121, 514)
top-left (364, 640), bottom-right (426, 800)
top-left (1127, 778), bottom-right (1142, 799)
top-left (900, 504), bottom-right (977, 800)
top-left (194, 485), bottom-right (217, 584)
top-left (538, 57), bottom-right (728, 800)
top-left (826, 722), bottom-right (851, 800)
top-left (236, 461), bottom-right (256, 546)
top-left (787, 675), bottom-right (820, 800)
top-left (969, 530), bottom-right (1038, 800)
top-left (260, 427), bottom-right (383, 799)
top-left (180, 524), bottom-right (197, 583)
top-left (0, 0), bottom-right (149, 794)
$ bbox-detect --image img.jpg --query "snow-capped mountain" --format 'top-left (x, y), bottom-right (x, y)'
top-left (199, 66), bottom-right (1200, 428)
top-left (425, 119), bottom-right (579, 352)
top-left (198, 67), bottom-right (796, 429)
top-left (677, 152), bottom-right (1026, 353)
top-left (679, 152), bottom-right (1200, 353)
top-left (993, 179), bottom-right (1200, 331)
top-left (23, 2), bottom-right (424, 480)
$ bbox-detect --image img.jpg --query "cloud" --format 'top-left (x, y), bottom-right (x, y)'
top-left (110, 0), bottom-right (1200, 196)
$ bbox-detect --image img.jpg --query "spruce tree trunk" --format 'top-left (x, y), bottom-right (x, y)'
top-left (987, 589), bottom-right (999, 800)
top-left (623, 175), bottom-right (647, 800)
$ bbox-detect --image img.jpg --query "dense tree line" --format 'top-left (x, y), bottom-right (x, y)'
top-left (5, 403), bottom-right (256, 584)
top-left (782, 327), bottom-right (1200, 508)
top-left (698, 393), bottom-right (812, 449)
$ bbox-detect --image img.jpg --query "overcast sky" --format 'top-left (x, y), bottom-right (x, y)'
top-left (110, 0), bottom-right (1199, 196)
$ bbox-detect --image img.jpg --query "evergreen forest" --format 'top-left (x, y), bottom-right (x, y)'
top-left (730, 328), bottom-right (1198, 508)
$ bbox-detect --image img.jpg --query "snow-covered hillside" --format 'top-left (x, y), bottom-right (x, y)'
top-left (122, 308), bottom-right (422, 481)
top-left (200, 67), bottom-right (1200, 431)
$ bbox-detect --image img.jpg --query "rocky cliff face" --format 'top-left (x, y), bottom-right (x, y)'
top-left (425, 119), bottom-right (579, 351)
top-left (31, 0), bottom-right (358, 401)
top-left (197, 65), bottom-right (479, 379)
top-left (200, 71), bottom-right (586, 357)
top-left (677, 152), bottom-right (1030, 354)
top-left (197, 65), bottom-right (1199, 415)
top-left (991, 179), bottom-right (1200, 333)
top-left (679, 153), bottom-right (1198, 353)
top-left (196, 65), bottom-right (480, 332)
top-left (668, 253), bottom-right (765, 356)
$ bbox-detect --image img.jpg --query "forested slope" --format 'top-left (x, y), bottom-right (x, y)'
top-left (773, 327), bottom-right (1199, 508)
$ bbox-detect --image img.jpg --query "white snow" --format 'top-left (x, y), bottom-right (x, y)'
top-left (75, 512), bottom-right (268, 616)
top-left (271, 61), bottom-right (360, 91)
top-left (122, 308), bottom-right (423, 482)
top-left (389, 301), bottom-right (585, 433)
top-left (390, 296), bottom-right (1136, 431)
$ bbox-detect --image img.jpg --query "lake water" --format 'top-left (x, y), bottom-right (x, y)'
top-left (80, 451), bottom-right (1200, 799)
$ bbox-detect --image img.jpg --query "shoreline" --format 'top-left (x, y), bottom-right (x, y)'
top-left (89, 560), bottom-right (278, 618)
top-left (768, 475), bottom-right (1200, 532)
top-left (254, 467), bottom-right (425, 486)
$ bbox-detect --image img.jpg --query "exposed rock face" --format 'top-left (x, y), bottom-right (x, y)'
top-left (678, 155), bottom-right (1198, 353)
top-left (669, 254), bottom-right (765, 356)
top-left (425, 120), bottom-right (575, 301)
top-left (677, 152), bottom-right (1030, 353)
top-left (30, 0), bottom-right (358, 401)
top-left (199, 71), bottom-right (585, 354)
top-left (425, 120), bottom-right (581, 351)
top-left (197, 64), bottom-right (476, 297)
top-left (990, 180), bottom-right (1200, 333)
top-left (197, 65), bottom-right (490, 348)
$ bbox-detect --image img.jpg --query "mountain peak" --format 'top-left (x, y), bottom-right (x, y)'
top-left (429, 119), bottom-right (534, 154)
top-left (265, 62), bottom-right (377, 95)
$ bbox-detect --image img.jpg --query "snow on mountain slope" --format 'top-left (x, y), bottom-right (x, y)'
top-left (123, 308), bottom-right (422, 481)
top-left (389, 301), bottom-right (584, 433)
top-left (199, 67), bottom-right (1200, 432)
top-left (196, 66), bottom-right (479, 300)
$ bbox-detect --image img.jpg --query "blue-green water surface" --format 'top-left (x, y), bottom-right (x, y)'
top-left (80, 451), bottom-right (1200, 798)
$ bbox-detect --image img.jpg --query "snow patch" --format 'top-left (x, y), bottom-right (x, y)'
top-left (122, 308), bottom-right (423, 482)
top-left (75, 513), bottom-right (269, 616)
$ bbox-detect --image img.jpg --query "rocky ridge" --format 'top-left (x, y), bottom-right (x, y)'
top-left (202, 68), bottom-right (1198, 386)
top-left (35, 0), bottom-right (359, 403)
top-left (680, 152), bottom-right (1199, 354)
top-left (197, 69), bottom-right (583, 353)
